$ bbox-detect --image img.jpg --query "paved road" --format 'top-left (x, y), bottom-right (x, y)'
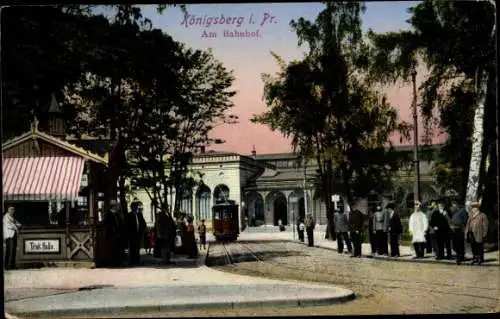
top-left (208, 241), bottom-right (500, 314)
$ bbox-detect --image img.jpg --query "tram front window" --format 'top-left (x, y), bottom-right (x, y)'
top-left (222, 209), bottom-right (230, 220)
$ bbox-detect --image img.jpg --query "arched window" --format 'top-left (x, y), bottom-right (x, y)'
top-left (197, 185), bottom-right (211, 220)
top-left (213, 184), bottom-right (230, 204)
top-left (180, 189), bottom-right (193, 215)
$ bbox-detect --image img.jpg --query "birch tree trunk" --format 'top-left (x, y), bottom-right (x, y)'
top-left (465, 70), bottom-right (489, 208)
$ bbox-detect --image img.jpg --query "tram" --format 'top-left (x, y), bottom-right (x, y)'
top-left (212, 200), bottom-right (239, 242)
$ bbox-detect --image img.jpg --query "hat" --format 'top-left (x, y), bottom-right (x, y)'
top-left (469, 201), bottom-right (481, 208)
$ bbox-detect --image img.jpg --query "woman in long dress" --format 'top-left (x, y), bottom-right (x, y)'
top-left (409, 201), bottom-right (429, 259)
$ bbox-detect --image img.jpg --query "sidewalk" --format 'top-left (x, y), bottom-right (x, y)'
top-left (237, 230), bottom-right (500, 266)
top-left (4, 242), bottom-right (354, 318)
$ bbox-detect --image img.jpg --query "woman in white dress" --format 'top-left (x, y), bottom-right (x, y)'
top-left (409, 201), bottom-right (429, 259)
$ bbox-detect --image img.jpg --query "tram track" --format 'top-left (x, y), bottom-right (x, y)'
top-left (208, 241), bottom-right (499, 303)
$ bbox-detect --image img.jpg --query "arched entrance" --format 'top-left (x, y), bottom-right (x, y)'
top-left (246, 191), bottom-right (264, 226)
top-left (273, 193), bottom-right (287, 226)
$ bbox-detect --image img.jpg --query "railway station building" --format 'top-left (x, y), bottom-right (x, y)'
top-left (134, 144), bottom-right (443, 230)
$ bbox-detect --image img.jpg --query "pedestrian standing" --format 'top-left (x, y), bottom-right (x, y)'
top-left (334, 209), bottom-right (352, 254)
top-left (437, 201), bottom-right (453, 259)
top-left (103, 200), bottom-right (124, 266)
top-left (373, 206), bottom-right (388, 256)
top-left (429, 200), bottom-right (449, 260)
top-left (367, 207), bottom-right (377, 256)
top-left (185, 215), bottom-right (198, 259)
top-left (348, 205), bottom-right (364, 258)
top-left (298, 219), bottom-right (305, 242)
top-left (409, 201), bottom-right (428, 259)
top-left (305, 213), bottom-right (315, 247)
top-left (3, 206), bottom-right (21, 270)
top-left (449, 200), bottom-right (468, 265)
top-left (387, 203), bottom-right (403, 257)
top-left (465, 202), bottom-right (488, 265)
top-left (427, 201), bottom-right (440, 256)
top-left (198, 219), bottom-right (207, 250)
top-left (156, 208), bottom-right (176, 265)
top-left (125, 201), bottom-right (147, 266)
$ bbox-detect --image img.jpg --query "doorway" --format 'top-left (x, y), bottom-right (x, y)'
top-left (273, 195), bottom-right (288, 225)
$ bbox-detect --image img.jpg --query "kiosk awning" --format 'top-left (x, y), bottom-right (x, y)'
top-left (2, 156), bottom-right (86, 201)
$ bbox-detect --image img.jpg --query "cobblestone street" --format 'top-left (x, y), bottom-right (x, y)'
top-left (207, 241), bottom-right (500, 315)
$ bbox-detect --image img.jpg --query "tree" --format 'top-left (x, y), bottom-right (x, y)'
top-left (253, 2), bottom-right (409, 239)
top-left (126, 43), bottom-right (236, 217)
top-left (367, 0), bottom-right (496, 215)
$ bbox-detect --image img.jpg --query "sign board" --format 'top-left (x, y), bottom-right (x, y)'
top-left (24, 239), bottom-right (60, 254)
top-left (331, 194), bottom-right (340, 202)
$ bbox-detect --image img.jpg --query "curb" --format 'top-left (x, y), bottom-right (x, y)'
top-left (7, 291), bottom-right (355, 317)
top-left (289, 240), bottom-right (500, 267)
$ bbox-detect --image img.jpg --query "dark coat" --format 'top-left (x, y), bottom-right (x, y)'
top-left (124, 211), bottom-right (147, 239)
top-left (104, 210), bottom-right (123, 239)
top-left (429, 209), bottom-right (450, 234)
top-left (388, 211), bottom-right (403, 234)
top-left (156, 211), bottom-right (176, 250)
top-left (348, 209), bottom-right (364, 232)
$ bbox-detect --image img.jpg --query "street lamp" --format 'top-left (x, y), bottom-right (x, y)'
top-left (290, 197), bottom-right (298, 240)
top-left (411, 70), bottom-right (421, 202)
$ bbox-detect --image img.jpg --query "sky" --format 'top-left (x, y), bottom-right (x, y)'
top-left (124, 2), bottom-right (446, 155)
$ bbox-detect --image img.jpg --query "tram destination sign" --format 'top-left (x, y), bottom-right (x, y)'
top-left (24, 239), bottom-right (61, 254)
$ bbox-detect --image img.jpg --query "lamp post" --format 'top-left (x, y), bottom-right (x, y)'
top-left (290, 197), bottom-right (297, 240)
top-left (411, 70), bottom-right (421, 202)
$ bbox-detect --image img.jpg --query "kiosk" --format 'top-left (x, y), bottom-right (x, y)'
top-left (2, 124), bottom-right (111, 268)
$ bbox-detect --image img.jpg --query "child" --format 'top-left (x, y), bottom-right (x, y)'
top-left (198, 219), bottom-right (207, 250)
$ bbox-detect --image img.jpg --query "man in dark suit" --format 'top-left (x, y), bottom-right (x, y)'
top-left (156, 206), bottom-right (177, 265)
top-left (387, 203), bottom-right (403, 257)
top-left (429, 199), bottom-right (450, 260)
top-left (348, 204), bottom-right (364, 257)
top-left (103, 200), bottom-right (124, 266)
top-left (125, 201), bottom-right (147, 266)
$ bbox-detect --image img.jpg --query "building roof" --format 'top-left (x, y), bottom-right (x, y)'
top-left (2, 128), bottom-right (108, 164)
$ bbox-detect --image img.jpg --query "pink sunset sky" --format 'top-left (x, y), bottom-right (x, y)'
top-left (134, 2), bottom-right (446, 155)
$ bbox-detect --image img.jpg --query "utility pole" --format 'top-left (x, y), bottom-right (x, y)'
top-left (411, 70), bottom-right (421, 202)
top-left (303, 157), bottom-right (308, 216)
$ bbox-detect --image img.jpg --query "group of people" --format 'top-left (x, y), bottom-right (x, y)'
top-left (409, 199), bottom-right (489, 265)
top-left (103, 199), bottom-right (206, 267)
top-left (295, 199), bottom-right (490, 265)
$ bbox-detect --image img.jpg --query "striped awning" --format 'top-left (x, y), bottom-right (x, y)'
top-left (2, 156), bottom-right (86, 201)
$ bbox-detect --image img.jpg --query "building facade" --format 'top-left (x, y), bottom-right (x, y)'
top-left (133, 144), bottom-right (444, 229)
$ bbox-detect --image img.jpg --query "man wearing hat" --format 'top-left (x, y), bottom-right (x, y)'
top-left (449, 200), bottom-right (468, 264)
top-left (429, 199), bottom-right (450, 260)
top-left (373, 205), bottom-right (389, 256)
top-left (465, 201), bottom-right (488, 265)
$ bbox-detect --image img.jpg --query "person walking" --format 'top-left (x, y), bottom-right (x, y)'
top-left (198, 219), bottom-right (207, 250)
top-left (334, 209), bottom-right (352, 254)
top-left (304, 213), bottom-right (315, 247)
top-left (465, 202), bottom-right (489, 265)
top-left (449, 200), bottom-right (468, 265)
top-left (429, 199), bottom-right (449, 260)
top-left (3, 206), bottom-right (22, 270)
top-left (387, 203), bottom-right (403, 257)
top-left (103, 200), bottom-right (125, 266)
top-left (348, 205), bottom-right (364, 257)
top-left (409, 201), bottom-right (428, 259)
top-left (373, 205), bottom-right (389, 256)
top-left (125, 201), bottom-right (147, 266)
